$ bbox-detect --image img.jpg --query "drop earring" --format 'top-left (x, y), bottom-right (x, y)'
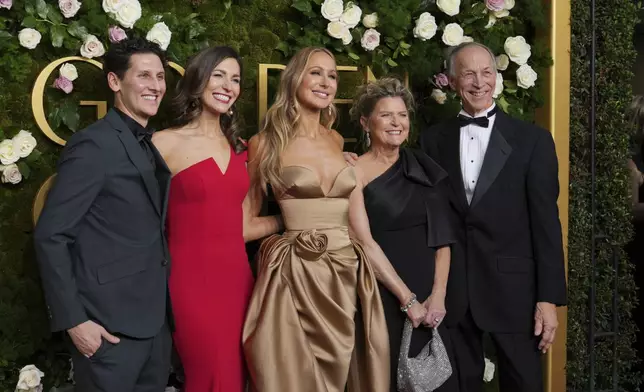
top-left (365, 129), bottom-right (371, 148)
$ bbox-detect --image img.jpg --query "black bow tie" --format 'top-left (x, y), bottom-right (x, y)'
top-left (458, 106), bottom-right (498, 128)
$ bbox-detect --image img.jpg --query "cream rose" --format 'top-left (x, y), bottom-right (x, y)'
top-left (114, 0), bottom-right (141, 28)
top-left (516, 64), bottom-right (537, 89)
top-left (1, 164), bottom-right (22, 185)
top-left (340, 2), bottom-right (362, 28)
top-left (413, 12), bottom-right (437, 41)
top-left (483, 358), bottom-right (496, 382)
top-left (494, 9), bottom-right (509, 18)
top-left (431, 89), bottom-right (447, 105)
top-left (59, 0), bottom-right (81, 18)
top-left (437, 0), bottom-right (460, 16)
top-left (341, 29), bottom-right (352, 45)
top-left (461, 36), bottom-right (474, 43)
top-left (12, 130), bottom-right (37, 158)
top-left (504, 36), bottom-right (531, 65)
top-left (495, 54), bottom-right (509, 71)
top-left (362, 12), bottom-right (378, 28)
top-left (485, 14), bottom-right (496, 29)
top-left (15, 365), bottom-right (44, 390)
top-left (493, 72), bottom-right (503, 98)
top-left (80, 34), bottom-right (105, 58)
top-left (361, 28), bottom-right (380, 51)
top-left (441, 23), bottom-right (464, 46)
top-left (18, 28), bottom-right (42, 50)
top-left (59, 63), bottom-right (78, 81)
top-left (504, 0), bottom-right (515, 10)
top-left (321, 0), bottom-right (343, 22)
top-left (146, 22), bottom-right (172, 50)
top-left (0, 139), bottom-right (18, 165)
top-left (102, 0), bottom-right (127, 13)
top-left (327, 21), bottom-right (348, 40)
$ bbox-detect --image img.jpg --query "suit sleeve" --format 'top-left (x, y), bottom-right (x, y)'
top-left (34, 132), bottom-right (107, 332)
top-left (526, 129), bottom-right (567, 306)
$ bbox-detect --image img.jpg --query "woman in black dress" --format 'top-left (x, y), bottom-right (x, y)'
top-left (348, 77), bottom-right (456, 392)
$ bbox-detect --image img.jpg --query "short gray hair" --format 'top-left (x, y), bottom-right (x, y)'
top-left (446, 42), bottom-right (497, 78)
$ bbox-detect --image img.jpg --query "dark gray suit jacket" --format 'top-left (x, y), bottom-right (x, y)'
top-left (34, 109), bottom-right (172, 339)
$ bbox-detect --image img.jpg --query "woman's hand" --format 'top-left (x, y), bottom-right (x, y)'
top-left (406, 301), bottom-right (428, 328)
top-left (423, 292), bottom-right (447, 328)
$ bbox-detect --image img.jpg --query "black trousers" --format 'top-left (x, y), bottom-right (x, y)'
top-left (447, 309), bottom-right (543, 392)
top-left (69, 323), bottom-right (172, 392)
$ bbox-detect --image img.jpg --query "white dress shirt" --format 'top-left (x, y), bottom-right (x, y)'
top-left (459, 104), bottom-right (497, 204)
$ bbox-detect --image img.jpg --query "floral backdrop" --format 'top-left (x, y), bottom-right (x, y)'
top-left (0, 0), bottom-right (549, 390)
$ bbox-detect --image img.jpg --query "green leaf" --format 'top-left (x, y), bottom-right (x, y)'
top-left (291, 0), bottom-right (312, 14)
top-left (386, 58), bottom-right (398, 67)
top-left (67, 21), bottom-right (89, 39)
top-left (0, 129), bottom-right (6, 139)
top-left (286, 21), bottom-right (301, 37)
top-left (25, 149), bottom-right (42, 163)
top-left (188, 21), bottom-right (206, 40)
top-left (50, 25), bottom-right (66, 48)
top-left (17, 161), bottom-right (31, 180)
top-left (24, 0), bottom-right (36, 15)
top-left (36, 0), bottom-right (49, 19)
top-left (498, 95), bottom-right (510, 112)
top-left (22, 16), bottom-right (38, 28)
top-left (275, 41), bottom-right (290, 56)
top-left (0, 31), bottom-right (12, 39)
top-left (48, 6), bottom-right (64, 25)
top-left (348, 52), bottom-right (360, 61)
top-left (399, 41), bottom-right (411, 49)
top-left (60, 100), bottom-right (80, 132)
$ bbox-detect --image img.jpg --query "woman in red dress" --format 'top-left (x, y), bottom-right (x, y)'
top-left (153, 46), bottom-right (281, 392)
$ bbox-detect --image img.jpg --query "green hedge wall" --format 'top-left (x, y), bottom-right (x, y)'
top-left (567, 0), bottom-right (642, 390)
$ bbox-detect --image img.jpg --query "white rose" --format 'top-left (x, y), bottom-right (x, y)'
top-left (327, 21), bottom-right (349, 40)
top-left (516, 63), bottom-right (537, 89)
top-left (58, 0), bottom-right (81, 18)
top-left (362, 12), bottom-right (378, 28)
top-left (102, 0), bottom-right (127, 13)
top-left (341, 29), bottom-right (352, 45)
top-left (494, 9), bottom-right (509, 18)
top-left (493, 72), bottom-right (503, 98)
top-left (1, 163), bottom-right (22, 185)
top-left (504, 0), bottom-right (515, 10)
top-left (483, 358), bottom-right (495, 382)
top-left (146, 22), bottom-right (172, 50)
top-left (504, 36), bottom-right (531, 65)
top-left (413, 12), bottom-right (437, 41)
top-left (436, 0), bottom-right (460, 16)
top-left (80, 34), bottom-right (105, 58)
top-left (0, 139), bottom-right (18, 165)
top-left (18, 28), bottom-right (41, 50)
top-left (59, 63), bottom-right (78, 81)
top-left (485, 14), bottom-right (496, 29)
top-left (114, 0), bottom-right (141, 28)
top-left (495, 54), bottom-right (509, 70)
top-left (12, 130), bottom-right (37, 158)
top-left (15, 365), bottom-right (44, 390)
top-left (340, 2), bottom-right (361, 28)
top-left (321, 0), bottom-right (343, 22)
top-left (431, 89), bottom-right (447, 105)
top-left (442, 23), bottom-right (464, 46)
top-left (360, 28), bottom-right (380, 51)
top-left (461, 35), bottom-right (474, 43)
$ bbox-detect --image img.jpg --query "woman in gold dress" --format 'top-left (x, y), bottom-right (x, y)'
top-left (242, 47), bottom-right (428, 392)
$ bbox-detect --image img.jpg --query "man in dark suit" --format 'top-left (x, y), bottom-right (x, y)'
top-left (34, 38), bottom-right (172, 391)
top-left (419, 42), bottom-right (567, 392)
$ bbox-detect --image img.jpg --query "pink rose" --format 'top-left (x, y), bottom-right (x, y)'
top-left (0, 0), bottom-right (12, 9)
top-left (485, 0), bottom-right (505, 12)
top-left (53, 76), bottom-right (73, 94)
top-left (434, 73), bottom-right (449, 88)
top-left (108, 26), bottom-right (127, 43)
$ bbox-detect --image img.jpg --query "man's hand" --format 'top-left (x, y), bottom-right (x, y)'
top-left (534, 302), bottom-right (558, 353)
top-left (343, 152), bottom-right (359, 166)
top-left (68, 320), bottom-right (120, 357)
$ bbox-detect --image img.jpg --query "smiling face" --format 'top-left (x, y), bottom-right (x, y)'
top-left (362, 96), bottom-right (410, 148)
top-left (200, 57), bottom-right (241, 115)
top-left (108, 53), bottom-right (166, 126)
top-left (449, 45), bottom-right (496, 115)
top-left (296, 51), bottom-right (338, 111)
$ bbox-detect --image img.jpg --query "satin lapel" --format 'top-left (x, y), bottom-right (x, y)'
top-left (106, 110), bottom-right (162, 216)
top-left (152, 144), bottom-right (171, 222)
top-left (440, 120), bottom-right (468, 214)
top-left (470, 114), bottom-right (513, 209)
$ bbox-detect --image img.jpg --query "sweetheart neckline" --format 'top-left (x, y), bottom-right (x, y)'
top-left (282, 165), bottom-right (354, 197)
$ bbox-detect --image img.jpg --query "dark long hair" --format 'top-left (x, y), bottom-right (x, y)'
top-left (172, 46), bottom-right (245, 153)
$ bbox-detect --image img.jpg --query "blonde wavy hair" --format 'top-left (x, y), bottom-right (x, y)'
top-left (257, 47), bottom-right (338, 193)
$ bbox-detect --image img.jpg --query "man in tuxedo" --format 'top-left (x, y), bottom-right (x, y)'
top-left (419, 42), bottom-right (567, 392)
top-left (34, 38), bottom-right (172, 391)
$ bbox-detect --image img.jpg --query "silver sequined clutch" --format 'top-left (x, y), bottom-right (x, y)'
top-left (397, 319), bottom-right (452, 392)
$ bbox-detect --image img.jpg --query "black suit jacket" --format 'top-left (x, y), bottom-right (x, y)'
top-left (419, 111), bottom-right (567, 333)
top-left (34, 109), bottom-right (172, 339)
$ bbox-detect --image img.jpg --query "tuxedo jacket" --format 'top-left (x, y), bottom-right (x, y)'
top-left (34, 109), bottom-right (172, 338)
top-left (419, 111), bottom-right (567, 333)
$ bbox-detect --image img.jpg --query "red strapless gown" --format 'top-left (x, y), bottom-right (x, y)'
top-left (167, 147), bottom-right (254, 392)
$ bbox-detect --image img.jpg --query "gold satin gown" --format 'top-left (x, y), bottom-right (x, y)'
top-left (242, 165), bottom-right (390, 392)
